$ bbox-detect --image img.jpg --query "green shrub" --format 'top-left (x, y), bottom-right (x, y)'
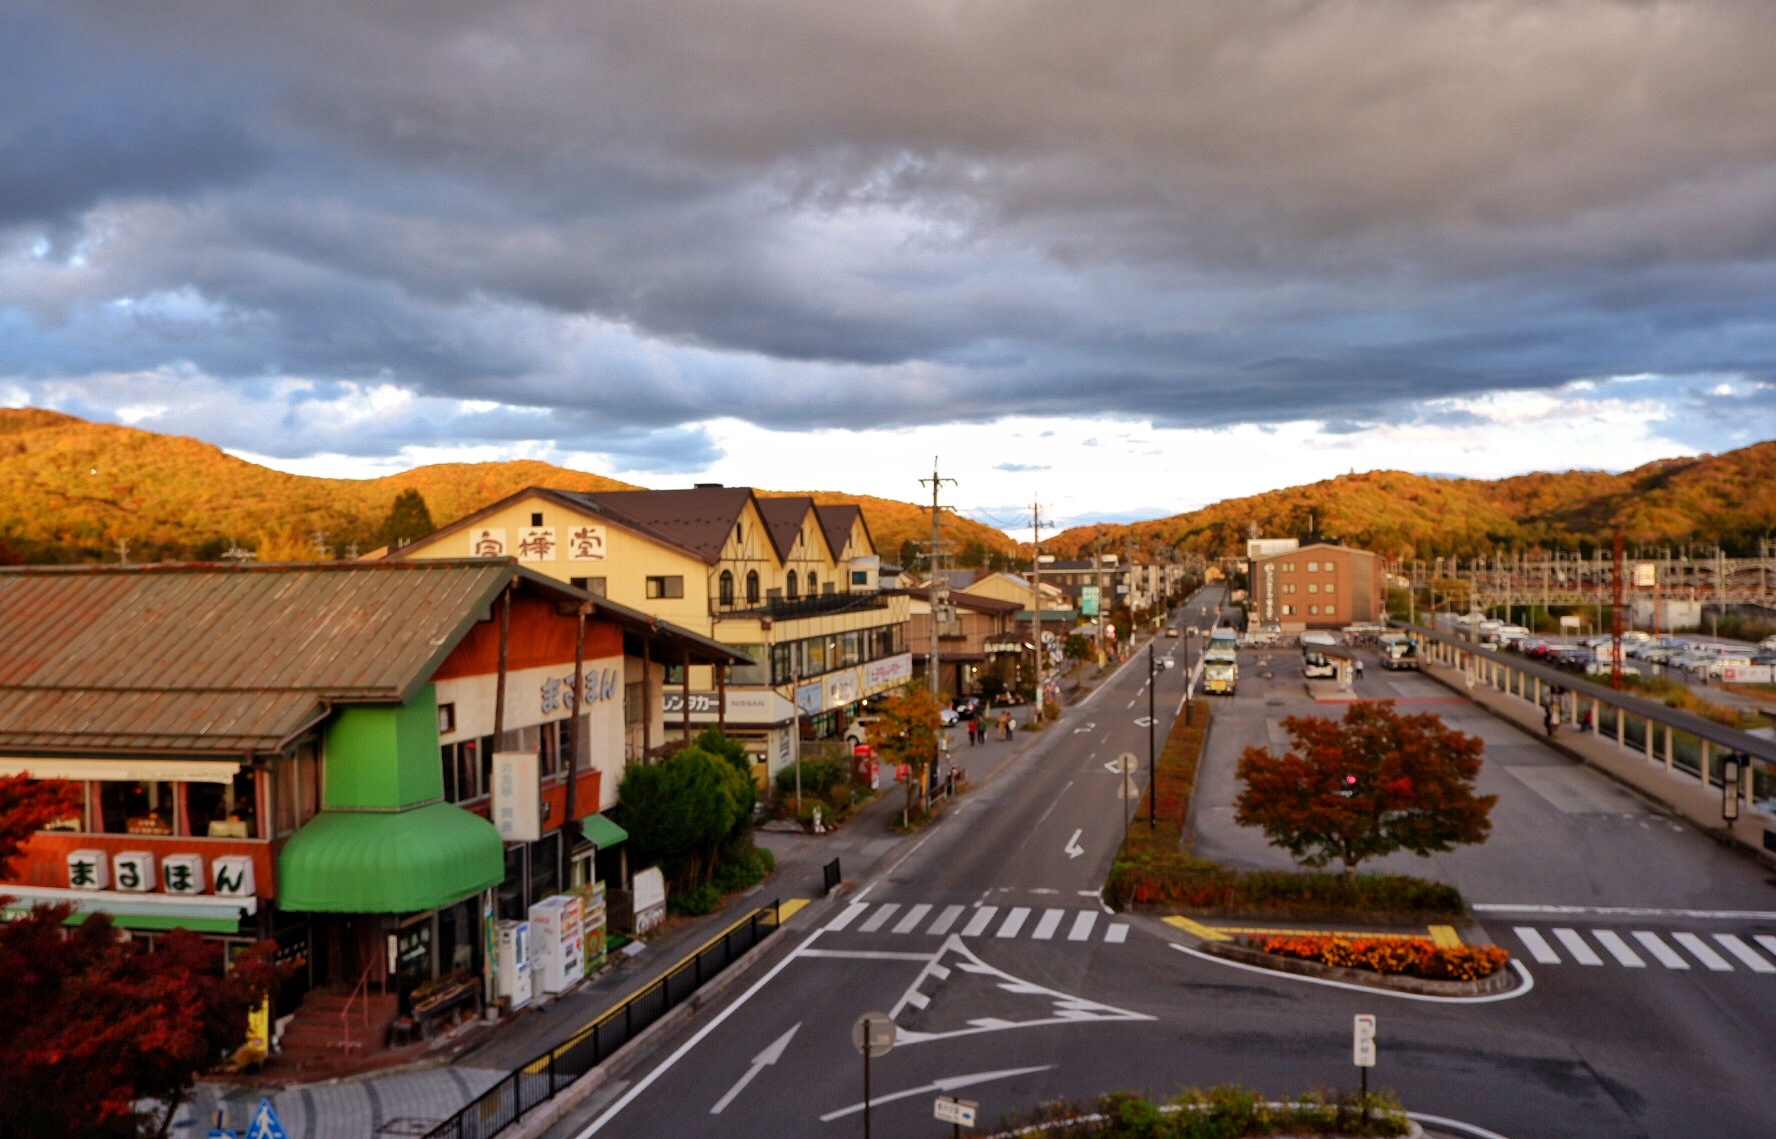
top-left (669, 882), bottom-right (721, 915)
top-left (775, 758), bottom-right (846, 797)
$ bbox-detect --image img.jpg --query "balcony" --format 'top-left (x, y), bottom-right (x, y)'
top-left (718, 591), bottom-right (889, 622)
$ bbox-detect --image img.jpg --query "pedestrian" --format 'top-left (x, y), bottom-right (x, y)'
top-left (997, 710), bottom-right (1011, 741)
top-left (1354, 658), bottom-right (1364, 681)
top-left (1543, 701), bottom-right (1557, 738)
top-left (970, 717), bottom-right (981, 746)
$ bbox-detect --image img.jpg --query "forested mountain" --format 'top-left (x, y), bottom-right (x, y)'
top-left (0, 409), bottom-right (1013, 565)
top-left (1045, 444), bottom-right (1776, 561)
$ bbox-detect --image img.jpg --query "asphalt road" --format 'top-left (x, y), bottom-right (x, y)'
top-left (542, 588), bottom-right (1776, 1139)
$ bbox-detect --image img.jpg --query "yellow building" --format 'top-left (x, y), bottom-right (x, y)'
top-left (387, 485), bottom-right (911, 776)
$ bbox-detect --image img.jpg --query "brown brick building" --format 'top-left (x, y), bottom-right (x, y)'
top-left (1248, 542), bottom-right (1384, 631)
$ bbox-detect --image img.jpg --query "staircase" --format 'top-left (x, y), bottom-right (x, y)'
top-left (270, 985), bottom-right (402, 1078)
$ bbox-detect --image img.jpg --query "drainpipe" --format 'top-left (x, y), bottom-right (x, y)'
top-left (642, 639), bottom-right (653, 759)
top-left (494, 583), bottom-right (511, 748)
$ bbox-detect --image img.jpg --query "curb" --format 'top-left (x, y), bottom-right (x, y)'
top-left (1195, 939), bottom-right (1519, 998)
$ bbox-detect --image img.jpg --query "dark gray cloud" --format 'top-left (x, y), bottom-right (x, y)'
top-left (3, 1), bottom-right (1776, 450)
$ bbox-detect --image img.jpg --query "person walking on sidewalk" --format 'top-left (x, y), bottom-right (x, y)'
top-left (1543, 700), bottom-right (1557, 738)
top-left (1354, 658), bottom-right (1364, 682)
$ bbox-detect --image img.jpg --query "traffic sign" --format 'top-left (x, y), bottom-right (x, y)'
top-left (935, 1096), bottom-right (979, 1126)
top-left (1353, 1014), bottom-right (1377, 1068)
top-left (245, 1099), bottom-right (290, 1139)
top-left (851, 1012), bottom-right (896, 1058)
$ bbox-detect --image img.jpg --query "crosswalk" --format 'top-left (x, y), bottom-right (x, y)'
top-left (826, 900), bottom-right (1130, 945)
top-left (1510, 925), bottom-right (1776, 974)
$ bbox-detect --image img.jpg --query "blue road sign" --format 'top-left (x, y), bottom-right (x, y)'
top-left (245, 1099), bottom-right (290, 1139)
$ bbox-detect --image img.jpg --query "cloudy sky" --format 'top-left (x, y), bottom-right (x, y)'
top-left (4, 2), bottom-right (1774, 534)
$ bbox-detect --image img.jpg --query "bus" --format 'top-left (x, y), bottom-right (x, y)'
top-left (1201, 649), bottom-right (1239, 695)
top-left (1208, 626), bottom-right (1238, 655)
top-left (1301, 632), bottom-right (1337, 679)
top-left (1378, 632), bottom-right (1419, 671)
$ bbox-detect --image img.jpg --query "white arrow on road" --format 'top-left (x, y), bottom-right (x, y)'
top-left (819, 1065), bottom-right (1057, 1120)
top-left (709, 1022), bottom-right (801, 1114)
top-left (1063, 829), bottom-right (1085, 859)
top-left (1133, 716), bottom-right (1154, 727)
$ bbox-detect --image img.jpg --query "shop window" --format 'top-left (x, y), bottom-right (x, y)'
top-left (771, 643), bottom-right (793, 685)
top-left (529, 832), bottom-right (561, 907)
top-left (719, 570), bottom-right (735, 607)
top-left (786, 571), bottom-right (799, 600)
top-left (730, 645), bottom-right (768, 686)
top-left (625, 682), bottom-right (647, 727)
top-left (442, 737), bottom-right (488, 803)
top-left (841, 631), bottom-right (861, 667)
top-left (646, 575), bottom-right (684, 600)
top-left (100, 780), bottom-right (174, 835)
top-left (538, 719), bottom-right (573, 777)
top-left (807, 636), bottom-right (827, 674)
top-left (187, 770), bottom-right (260, 838)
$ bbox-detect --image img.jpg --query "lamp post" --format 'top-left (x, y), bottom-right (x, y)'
top-left (1146, 641), bottom-right (1174, 829)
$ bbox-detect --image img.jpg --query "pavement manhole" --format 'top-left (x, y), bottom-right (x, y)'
top-left (379, 1120), bottom-right (442, 1136)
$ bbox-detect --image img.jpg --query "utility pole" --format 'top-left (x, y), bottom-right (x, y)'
top-left (1031, 505), bottom-right (1043, 715)
top-left (921, 458), bottom-right (957, 705)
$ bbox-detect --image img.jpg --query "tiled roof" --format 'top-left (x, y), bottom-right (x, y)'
top-left (566, 486), bottom-right (756, 564)
top-left (814, 504), bottom-right (862, 561)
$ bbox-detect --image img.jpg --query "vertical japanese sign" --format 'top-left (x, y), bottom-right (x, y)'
top-left (492, 751), bottom-right (542, 841)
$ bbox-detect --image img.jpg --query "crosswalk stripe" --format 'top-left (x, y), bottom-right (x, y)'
top-left (927, 904), bottom-right (966, 935)
top-left (892, 904), bottom-right (933, 934)
top-left (1105, 923), bottom-right (1129, 944)
top-left (1673, 932), bottom-right (1733, 971)
top-left (827, 903), bottom-right (868, 932)
top-left (858, 903), bottom-right (901, 934)
top-left (997, 907), bottom-right (1032, 938)
top-left (1754, 935), bottom-right (1776, 960)
top-left (1514, 926), bottom-right (1562, 964)
top-left (1632, 931), bottom-right (1689, 969)
top-left (1068, 912), bottom-right (1098, 941)
top-left (1032, 909), bottom-right (1065, 940)
top-left (1591, 929), bottom-right (1645, 967)
top-left (1552, 928), bottom-right (1604, 966)
top-left (961, 907), bottom-right (999, 937)
top-left (1712, 934), bottom-right (1776, 973)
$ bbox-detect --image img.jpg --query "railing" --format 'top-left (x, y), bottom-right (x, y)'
top-left (424, 900), bottom-right (784, 1139)
top-left (718, 591), bottom-right (889, 621)
top-left (336, 960), bottom-right (374, 1053)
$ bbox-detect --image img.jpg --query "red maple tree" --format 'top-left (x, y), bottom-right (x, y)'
top-left (1234, 702), bottom-right (1495, 873)
top-left (0, 776), bottom-right (284, 1137)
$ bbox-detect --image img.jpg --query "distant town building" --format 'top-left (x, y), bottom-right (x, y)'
top-left (1248, 541), bottom-right (1384, 631)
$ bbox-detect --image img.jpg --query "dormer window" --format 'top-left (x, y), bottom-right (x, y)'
top-left (786, 570), bottom-right (800, 600)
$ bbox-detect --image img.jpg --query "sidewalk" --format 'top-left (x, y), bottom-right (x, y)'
top-left (185, 697), bottom-right (1065, 1139)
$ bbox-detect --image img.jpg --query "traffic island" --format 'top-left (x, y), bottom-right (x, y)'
top-left (987, 1086), bottom-right (1415, 1138)
top-left (1191, 936), bottom-right (1520, 999)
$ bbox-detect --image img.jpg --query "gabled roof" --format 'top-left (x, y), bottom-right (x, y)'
top-left (755, 496), bottom-right (824, 563)
top-left (814, 503), bottom-right (868, 561)
top-left (0, 559), bottom-right (742, 757)
top-left (383, 486), bottom-right (713, 567)
top-left (898, 587), bottom-right (1020, 614)
top-left (569, 485), bottom-right (758, 564)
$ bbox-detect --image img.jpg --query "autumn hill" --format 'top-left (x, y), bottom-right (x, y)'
top-left (1046, 441), bottom-right (1776, 562)
top-left (0, 408), bottom-right (1016, 565)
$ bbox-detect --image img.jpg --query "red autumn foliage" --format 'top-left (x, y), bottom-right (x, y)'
top-left (1234, 702), bottom-right (1496, 872)
top-left (0, 775), bottom-right (285, 1137)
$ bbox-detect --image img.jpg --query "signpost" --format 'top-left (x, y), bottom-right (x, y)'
top-left (852, 1011), bottom-right (897, 1139)
top-left (935, 1094), bottom-right (980, 1136)
top-left (1353, 1014), bottom-right (1377, 1125)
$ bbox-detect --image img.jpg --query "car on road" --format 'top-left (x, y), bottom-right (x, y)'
top-left (952, 696), bottom-right (983, 720)
top-left (1165, 627), bottom-right (1179, 637)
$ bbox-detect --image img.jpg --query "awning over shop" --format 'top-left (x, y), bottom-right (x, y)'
top-left (279, 801), bottom-right (503, 914)
top-left (1, 885), bottom-right (255, 933)
top-left (580, 812), bottom-right (627, 849)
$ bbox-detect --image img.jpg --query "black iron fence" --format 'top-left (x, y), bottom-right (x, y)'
top-left (425, 900), bottom-right (784, 1139)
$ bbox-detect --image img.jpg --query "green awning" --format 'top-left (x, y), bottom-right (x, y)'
top-left (580, 812), bottom-right (628, 848)
top-left (279, 801), bottom-right (504, 914)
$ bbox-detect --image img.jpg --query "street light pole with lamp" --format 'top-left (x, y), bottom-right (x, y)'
top-left (1147, 641), bottom-right (1173, 829)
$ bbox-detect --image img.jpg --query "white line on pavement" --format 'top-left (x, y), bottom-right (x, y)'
top-left (1068, 912), bottom-right (1098, 941)
top-left (1031, 909), bottom-right (1064, 940)
top-left (927, 904), bottom-right (966, 936)
top-left (1674, 932), bottom-right (1734, 971)
top-left (892, 904), bottom-right (932, 934)
top-left (858, 903), bottom-right (901, 934)
top-left (961, 907), bottom-right (998, 937)
top-left (1632, 931), bottom-right (1689, 969)
top-left (1512, 927), bottom-right (1561, 964)
top-left (996, 906), bottom-right (1032, 938)
top-left (1712, 934), bottom-right (1776, 973)
top-left (1591, 930), bottom-right (1645, 967)
top-left (1171, 944), bottom-right (1536, 1004)
top-left (826, 903), bottom-right (868, 932)
top-left (1475, 903), bottom-right (1776, 919)
top-left (1551, 928), bottom-right (1603, 966)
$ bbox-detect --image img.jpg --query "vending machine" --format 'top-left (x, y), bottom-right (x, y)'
top-left (495, 919), bottom-right (532, 1010)
top-left (528, 895), bottom-right (585, 995)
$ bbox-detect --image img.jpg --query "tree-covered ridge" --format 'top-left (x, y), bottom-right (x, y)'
top-left (0, 409), bottom-right (1018, 565)
top-left (1046, 442), bottom-right (1776, 559)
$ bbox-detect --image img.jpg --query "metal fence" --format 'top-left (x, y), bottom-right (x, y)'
top-left (425, 900), bottom-right (784, 1139)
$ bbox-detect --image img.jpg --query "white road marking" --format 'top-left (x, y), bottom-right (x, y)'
top-left (892, 904), bottom-right (932, 934)
top-left (1513, 927), bottom-right (1561, 964)
top-left (1405, 1111), bottom-right (1519, 1139)
top-left (1064, 829), bottom-right (1085, 859)
top-left (1172, 944), bottom-right (1536, 1005)
top-left (1673, 932), bottom-right (1734, 971)
top-left (708, 1022), bottom-right (801, 1115)
top-left (1104, 923), bottom-right (1129, 944)
top-left (997, 907), bottom-right (1032, 938)
top-left (858, 903), bottom-right (901, 933)
top-left (1591, 929), bottom-right (1645, 967)
top-left (1475, 903), bottom-right (1776, 920)
top-left (1712, 934), bottom-right (1775, 973)
top-left (927, 904), bottom-right (966, 935)
top-left (1552, 928), bottom-right (1603, 966)
top-left (1631, 931), bottom-right (1689, 969)
top-left (799, 949), bottom-right (936, 961)
top-left (1755, 934), bottom-right (1776, 960)
top-left (826, 903), bottom-right (868, 932)
top-left (1032, 909), bottom-right (1065, 940)
top-left (1068, 912), bottom-right (1098, 941)
top-left (818, 1066), bottom-right (1058, 1121)
top-left (961, 907), bottom-right (999, 937)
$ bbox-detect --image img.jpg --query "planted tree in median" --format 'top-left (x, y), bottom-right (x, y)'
top-left (1234, 701), bottom-right (1495, 873)
top-left (867, 683), bottom-right (946, 817)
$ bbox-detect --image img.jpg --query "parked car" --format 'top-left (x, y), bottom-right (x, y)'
top-left (952, 696), bottom-right (983, 720)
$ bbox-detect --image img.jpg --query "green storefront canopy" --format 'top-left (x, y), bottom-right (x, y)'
top-left (579, 812), bottom-right (628, 848)
top-left (279, 801), bottom-right (504, 914)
